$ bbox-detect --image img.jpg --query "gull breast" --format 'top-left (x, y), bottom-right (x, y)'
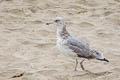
top-left (56, 37), bottom-right (78, 57)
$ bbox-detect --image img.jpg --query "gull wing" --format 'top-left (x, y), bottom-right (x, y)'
top-left (66, 37), bottom-right (91, 58)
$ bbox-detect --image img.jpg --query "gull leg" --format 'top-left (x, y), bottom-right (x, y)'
top-left (80, 59), bottom-right (85, 70)
top-left (74, 59), bottom-right (78, 71)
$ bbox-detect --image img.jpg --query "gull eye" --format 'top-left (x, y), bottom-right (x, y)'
top-left (55, 20), bottom-right (59, 22)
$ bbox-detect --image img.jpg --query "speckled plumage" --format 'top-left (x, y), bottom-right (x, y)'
top-left (46, 17), bottom-right (109, 71)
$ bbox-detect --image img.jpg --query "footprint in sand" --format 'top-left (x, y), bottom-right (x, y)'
top-left (96, 29), bottom-right (114, 38)
top-left (79, 22), bottom-right (94, 27)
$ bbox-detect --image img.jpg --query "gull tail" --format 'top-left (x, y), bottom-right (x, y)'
top-left (95, 51), bottom-right (109, 62)
top-left (97, 58), bottom-right (109, 62)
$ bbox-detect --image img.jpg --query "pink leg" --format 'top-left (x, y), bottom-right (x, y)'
top-left (74, 59), bottom-right (78, 71)
top-left (80, 59), bottom-right (85, 70)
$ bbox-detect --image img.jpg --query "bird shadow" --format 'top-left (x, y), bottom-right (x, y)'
top-left (75, 70), bottom-right (112, 78)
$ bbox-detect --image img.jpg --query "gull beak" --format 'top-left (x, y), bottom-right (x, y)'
top-left (46, 22), bottom-right (54, 25)
top-left (97, 58), bottom-right (109, 62)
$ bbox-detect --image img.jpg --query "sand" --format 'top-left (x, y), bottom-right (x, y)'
top-left (0, 0), bottom-right (120, 80)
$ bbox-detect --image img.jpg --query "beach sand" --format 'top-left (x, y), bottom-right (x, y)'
top-left (0, 0), bottom-right (120, 80)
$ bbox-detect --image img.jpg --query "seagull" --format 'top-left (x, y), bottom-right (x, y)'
top-left (46, 17), bottom-right (109, 71)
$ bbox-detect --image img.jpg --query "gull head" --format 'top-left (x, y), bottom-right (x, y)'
top-left (95, 52), bottom-right (109, 62)
top-left (46, 17), bottom-right (64, 25)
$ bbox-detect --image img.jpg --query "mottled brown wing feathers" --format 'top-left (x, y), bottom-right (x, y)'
top-left (67, 37), bottom-right (91, 58)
